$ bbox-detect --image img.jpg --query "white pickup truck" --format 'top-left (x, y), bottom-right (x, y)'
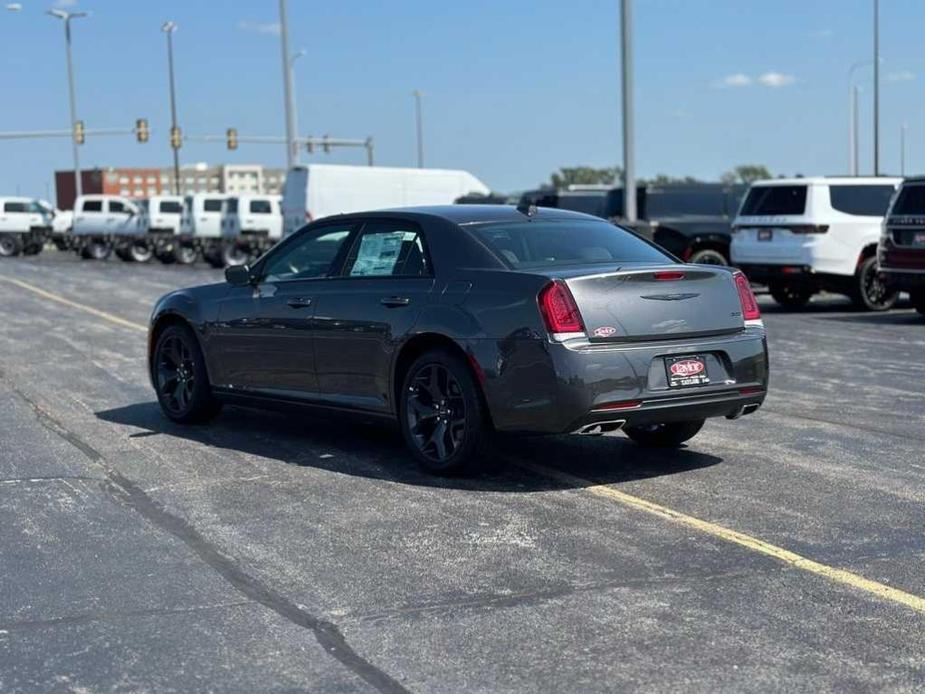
top-left (0, 197), bottom-right (52, 257)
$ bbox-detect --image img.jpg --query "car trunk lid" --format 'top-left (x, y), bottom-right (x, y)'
top-left (559, 265), bottom-right (744, 341)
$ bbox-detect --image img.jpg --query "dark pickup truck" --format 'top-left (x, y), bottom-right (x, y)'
top-left (517, 183), bottom-right (747, 265)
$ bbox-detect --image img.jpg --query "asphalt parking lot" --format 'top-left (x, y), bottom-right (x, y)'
top-left (1, 251), bottom-right (924, 692)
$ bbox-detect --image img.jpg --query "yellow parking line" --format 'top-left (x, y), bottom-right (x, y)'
top-left (516, 461), bottom-right (925, 615)
top-left (5, 272), bottom-right (924, 616)
top-left (0, 276), bottom-right (147, 333)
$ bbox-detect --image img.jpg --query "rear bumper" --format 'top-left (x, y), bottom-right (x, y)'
top-left (471, 328), bottom-right (768, 434)
top-left (879, 245), bottom-right (925, 290)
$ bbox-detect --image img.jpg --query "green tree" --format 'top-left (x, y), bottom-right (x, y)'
top-left (720, 164), bottom-right (772, 185)
top-left (642, 174), bottom-right (702, 186)
top-left (549, 166), bottom-right (621, 188)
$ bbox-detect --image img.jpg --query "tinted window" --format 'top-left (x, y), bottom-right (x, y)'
top-left (261, 225), bottom-right (353, 282)
top-left (81, 200), bottom-right (103, 212)
top-left (250, 199), bottom-right (272, 214)
top-left (889, 184), bottom-right (925, 215)
top-left (109, 200), bottom-right (127, 213)
top-left (740, 185), bottom-right (807, 216)
top-left (344, 222), bottom-right (429, 277)
top-left (471, 220), bottom-right (671, 269)
top-left (159, 200), bottom-right (183, 214)
top-left (829, 185), bottom-right (894, 216)
top-left (4, 202), bottom-right (27, 213)
top-left (203, 198), bottom-right (223, 212)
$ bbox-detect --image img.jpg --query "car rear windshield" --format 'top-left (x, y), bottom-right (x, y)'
top-left (829, 185), bottom-right (895, 216)
top-left (470, 220), bottom-right (671, 269)
top-left (889, 184), bottom-right (925, 215)
top-left (739, 185), bottom-right (807, 216)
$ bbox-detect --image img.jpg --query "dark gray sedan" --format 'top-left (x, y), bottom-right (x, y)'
top-left (148, 205), bottom-right (768, 474)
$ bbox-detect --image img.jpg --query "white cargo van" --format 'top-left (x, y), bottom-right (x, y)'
top-left (281, 164), bottom-right (490, 237)
top-left (0, 197), bottom-right (52, 257)
top-left (209, 194), bottom-right (282, 267)
top-left (72, 195), bottom-right (147, 261)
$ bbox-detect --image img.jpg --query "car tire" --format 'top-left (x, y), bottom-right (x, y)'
top-left (80, 241), bottom-right (112, 260)
top-left (153, 324), bottom-right (222, 424)
top-left (128, 241), bottom-right (154, 263)
top-left (688, 248), bottom-right (728, 266)
top-left (221, 243), bottom-right (248, 268)
top-left (769, 282), bottom-right (813, 309)
top-left (910, 289), bottom-right (925, 316)
top-left (22, 242), bottom-right (43, 256)
top-left (624, 419), bottom-right (705, 448)
top-left (851, 256), bottom-right (897, 311)
top-left (0, 235), bottom-right (23, 257)
top-left (399, 349), bottom-right (492, 476)
top-left (176, 243), bottom-right (198, 265)
top-left (156, 249), bottom-right (177, 265)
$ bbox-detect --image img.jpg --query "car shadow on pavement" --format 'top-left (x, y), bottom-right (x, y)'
top-left (96, 401), bottom-right (722, 493)
top-left (816, 310), bottom-right (923, 326)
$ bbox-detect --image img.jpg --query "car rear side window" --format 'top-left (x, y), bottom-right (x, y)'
top-left (344, 222), bottom-right (430, 277)
top-left (81, 200), bottom-right (103, 212)
top-left (4, 202), bottom-right (27, 213)
top-left (739, 185), bottom-right (807, 216)
top-left (889, 185), bottom-right (925, 215)
top-left (250, 200), bottom-right (272, 214)
top-left (203, 199), bottom-right (223, 212)
top-left (471, 220), bottom-right (671, 269)
top-left (159, 200), bottom-right (183, 214)
top-left (829, 185), bottom-right (895, 216)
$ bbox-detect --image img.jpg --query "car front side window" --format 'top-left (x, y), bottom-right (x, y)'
top-left (260, 225), bottom-right (355, 283)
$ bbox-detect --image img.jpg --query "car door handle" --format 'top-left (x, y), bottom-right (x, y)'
top-left (380, 296), bottom-right (411, 308)
top-left (286, 297), bottom-right (313, 309)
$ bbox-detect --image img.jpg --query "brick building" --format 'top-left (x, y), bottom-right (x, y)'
top-left (55, 164), bottom-right (286, 209)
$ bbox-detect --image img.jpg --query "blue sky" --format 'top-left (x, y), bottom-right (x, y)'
top-left (0, 0), bottom-right (923, 200)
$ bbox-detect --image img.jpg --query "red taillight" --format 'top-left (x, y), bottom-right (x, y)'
top-left (538, 280), bottom-right (584, 334)
top-left (654, 271), bottom-right (685, 281)
top-left (739, 387), bottom-right (765, 396)
top-left (733, 272), bottom-right (761, 322)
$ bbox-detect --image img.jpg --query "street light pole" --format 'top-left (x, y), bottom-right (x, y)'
top-left (47, 9), bottom-right (88, 201)
top-left (901, 124), bottom-right (907, 177)
top-left (873, 0), bottom-right (880, 176)
top-left (278, 0), bottom-right (299, 168)
top-left (412, 90), bottom-right (424, 168)
top-left (849, 85), bottom-right (859, 176)
top-left (162, 21), bottom-right (181, 195)
top-left (620, 0), bottom-right (636, 222)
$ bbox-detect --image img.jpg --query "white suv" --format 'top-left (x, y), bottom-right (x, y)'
top-left (731, 177), bottom-right (901, 310)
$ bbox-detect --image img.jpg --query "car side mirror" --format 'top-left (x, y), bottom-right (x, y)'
top-left (225, 264), bottom-right (254, 287)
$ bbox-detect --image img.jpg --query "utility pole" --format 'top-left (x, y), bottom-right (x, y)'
top-left (873, 0), bottom-right (880, 176)
top-left (162, 21), bottom-right (181, 195)
top-left (278, 0), bottom-right (299, 168)
top-left (412, 90), bottom-right (424, 168)
top-left (620, 0), bottom-right (636, 222)
top-left (47, 9), bottom-right (88, 199)
top-left (849, 84), bottom-right (859, 175)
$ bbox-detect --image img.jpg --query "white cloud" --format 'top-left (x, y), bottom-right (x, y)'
top-left (237, 20), bottom-right (281, 36)
top-left (719, 73), bottom-right (752, 88)
top-left (757, 72), bottom-right (796, 87)
top-left (887, 70), bottom-right (916, 82)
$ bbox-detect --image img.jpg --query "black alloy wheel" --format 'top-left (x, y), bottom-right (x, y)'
top-left (154, 325), bottom-right (221, 423)
top-left (400, 350), bottom-right (491, 475)
top-left (854, 256), bottom-right (897, 311)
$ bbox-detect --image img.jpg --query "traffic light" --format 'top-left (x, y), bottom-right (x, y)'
top-left (74, 120), bottom-right (85, 145)
top-left (170, 126), bottom-right (182, 149)
top-left (322, 134), bottom-right (330, 154)
top-left (226, 127), bottom-right (238, 150)
top-left (135, 118), bottom-right (149, 143)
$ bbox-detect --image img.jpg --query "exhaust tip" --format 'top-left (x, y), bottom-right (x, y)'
top-left (575, 420), bottom-right (626, 436)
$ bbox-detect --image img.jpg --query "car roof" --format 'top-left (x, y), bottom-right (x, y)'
top-left (332, 204), bottom-right (604, 226)
top-left (749, 176), bottom-right (902, 186)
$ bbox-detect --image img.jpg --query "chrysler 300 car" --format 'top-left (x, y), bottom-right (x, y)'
top-left (148, 205), bottom-right (768, 474)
